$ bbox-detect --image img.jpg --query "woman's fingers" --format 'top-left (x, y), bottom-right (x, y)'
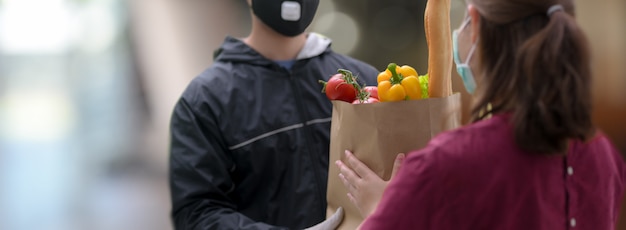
top-left (344, 150), bottom-right (375, 180)
top-left (336, 160), bottom-right (361, 188)
top-left (339, 173), bottom-right (357, 195)
top-left (336, 150), bottom-right (393, 219)
top-left (347, 192), bottom-right (357, 207)
top-left (390, 153), bottom-right (405, 179)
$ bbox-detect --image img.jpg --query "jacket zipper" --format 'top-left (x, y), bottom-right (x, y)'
top-left (286, 69), bottom-right (327, 217)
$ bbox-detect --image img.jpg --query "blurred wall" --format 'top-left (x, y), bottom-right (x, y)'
top-left (0, 0), bottom-right (149, 229)
top-left (576, 0), bottom-right (626, 153)
top-left (575, 1), bottom-right (626, 228)
top-left (128, 0), bottom-right (250, 171)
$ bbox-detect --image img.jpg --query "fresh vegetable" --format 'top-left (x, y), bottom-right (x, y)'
top-left (319, 71), bottom-right (358, 103)
top-left (363, 86), bottom-right (378, 99)
top-left (377, 63), bottom-right (423, 102)
top-left (402, 75), bottom-right (422, 100)
top-left (321, 69), bottom-right (381, 104)
top-left (387, 84), bottom-right (407, 101)
top-left (398, 65), bottom-right (418, 80)
top-left (418, 74), bottom-right (429, 99)
top-left (353, 82), bottom-right (378, 104)
top-left (320, 65), bottom-right (425, 104)
top-left (376, 65), bottom-right (400, 84)
top-left (352, 97), bottom-right (379, 104)
top-left (377, 71), bottom-right (391, 84)
top-left (377, 81), bottom-right (391, 102)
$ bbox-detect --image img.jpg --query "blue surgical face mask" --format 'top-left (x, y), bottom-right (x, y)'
top-left (452, 18), bottom-right (478, 94)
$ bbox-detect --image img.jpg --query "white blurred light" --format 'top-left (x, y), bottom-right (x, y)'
top-left (1, 89), bottom-right (76, 142)
top-left (312, 12), bottom-right (359, 55)
top-left (79, 2), bottom-right (118, 53)
top-left (0, 0), bottom-right (78, 54)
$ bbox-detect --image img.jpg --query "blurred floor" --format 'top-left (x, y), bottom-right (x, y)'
top-left (84, 165), bottom-right (171, 230)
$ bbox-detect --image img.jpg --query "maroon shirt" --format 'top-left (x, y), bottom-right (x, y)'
top-left (362, 114), bottom-right (625, 230)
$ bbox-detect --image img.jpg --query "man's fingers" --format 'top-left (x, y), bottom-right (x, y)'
top-left (390, 153), bottom-right (405, 179)
top-left (344, 150), bottom-right (375, 179)
top-left (304, 207), bottom-right (344, 230)
top-left (326, 207), bottom-right (344, 229)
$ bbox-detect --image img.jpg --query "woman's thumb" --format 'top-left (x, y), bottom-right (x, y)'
top-left (390, 153), bottom-right (405, 179)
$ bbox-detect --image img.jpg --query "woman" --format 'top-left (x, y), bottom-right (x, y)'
top-left (336, 0), bottom-right (625, 229)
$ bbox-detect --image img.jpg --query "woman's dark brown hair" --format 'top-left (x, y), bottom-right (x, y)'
top-left (469, 0), bottom-right (593, 154)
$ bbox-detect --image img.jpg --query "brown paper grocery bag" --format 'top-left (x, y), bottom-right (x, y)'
top-left (325, 93), bottom-right (461, 230)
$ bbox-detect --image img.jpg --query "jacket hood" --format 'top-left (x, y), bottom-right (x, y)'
top-left (214, 33), bottom-right (332, 66)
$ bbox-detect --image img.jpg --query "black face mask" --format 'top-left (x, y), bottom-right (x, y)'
top-left (251, 0), bottom-right (320, 37)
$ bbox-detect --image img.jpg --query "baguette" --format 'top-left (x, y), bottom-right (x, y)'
top-left (425, 0), bottom-right (453, 97)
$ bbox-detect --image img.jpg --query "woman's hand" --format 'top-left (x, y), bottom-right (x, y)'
top-left (335, 150), bottom-right (405, 219)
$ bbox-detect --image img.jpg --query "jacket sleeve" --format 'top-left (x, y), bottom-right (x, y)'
top-left (169, 97), bottom-right (287, 230)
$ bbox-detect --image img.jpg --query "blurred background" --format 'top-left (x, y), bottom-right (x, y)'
top-left (0, 0), bottom-right (624, 229)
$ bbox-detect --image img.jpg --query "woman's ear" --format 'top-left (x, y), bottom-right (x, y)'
top-left (468, 5), bottom-right (481, 43)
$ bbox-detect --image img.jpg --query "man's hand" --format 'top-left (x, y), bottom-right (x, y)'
top-left (335, 150), bottom-right (404, 219)
top-left (304, 207), bottom-right (344, 230)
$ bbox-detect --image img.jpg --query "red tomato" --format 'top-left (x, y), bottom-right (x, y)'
top-left (352, 97), bottom-right (380, 104)
top-left (363, 86), bottom-right (378, 99)
top-left (324, 74), bottom-right (357, 103)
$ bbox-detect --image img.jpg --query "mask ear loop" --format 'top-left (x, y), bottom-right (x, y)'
top-left (459, 16), bottom-right (477, 66)
top-left (463, 39), bottom-right (478, 65)
top-left (453, 16), bottom-right (472, 64)
top-left (459, 17), bottom-right (471, 31)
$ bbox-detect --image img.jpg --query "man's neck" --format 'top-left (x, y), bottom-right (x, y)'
top-left (243, 19), bottom-right (307, 61)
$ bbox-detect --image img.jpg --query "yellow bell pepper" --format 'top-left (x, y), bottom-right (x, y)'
top-left (402, 75), bottom-right (422, 100)
top-left (377, 63), bottom-right (423, 102)
top-left (377, 71), bottom-right (391, 84)
top-left (398, 65), bottom-right (418, 79)
top-left (378, 81), bottom-right (392, 102)
top-left (387, 84), bottom-right (407, 101)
